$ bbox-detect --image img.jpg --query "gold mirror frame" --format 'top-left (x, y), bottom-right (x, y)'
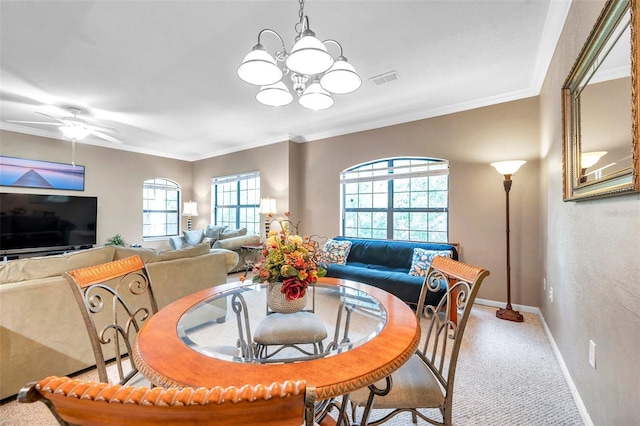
top-left (562, 0), bottom-right (640, 201)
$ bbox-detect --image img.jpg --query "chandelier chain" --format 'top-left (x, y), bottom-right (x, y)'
top-left (296, 0), bottom-right (305, 36)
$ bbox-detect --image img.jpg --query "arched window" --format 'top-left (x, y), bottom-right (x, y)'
top-left (143, 178), bottom-right (180, 238)
top-left (341, 157), bottom-right (449, 242)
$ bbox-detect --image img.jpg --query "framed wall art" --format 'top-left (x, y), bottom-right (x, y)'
top-left (0, 156), bottom-right (85, 191)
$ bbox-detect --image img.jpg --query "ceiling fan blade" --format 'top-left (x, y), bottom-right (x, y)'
top-left (6, 120), bottom-right (60, 125)
top-left (91, 130), bottom-right (124, 145)
top-left (35, 112), bottom-right (64, 123)
top-left (87, 123), bottom-right (120, 133)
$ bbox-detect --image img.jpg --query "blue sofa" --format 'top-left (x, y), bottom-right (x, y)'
top-left (323, 237), bottom-right (459, 306)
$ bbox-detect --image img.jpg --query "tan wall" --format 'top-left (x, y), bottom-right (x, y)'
top-left (301, 98), bottom-right (542, 307)
top-left (191, 141), bottom-right (292, 236)
top-left (540, 0), bottom-right (640, 424)
top-left (0, 130), bottom-right (191, 250)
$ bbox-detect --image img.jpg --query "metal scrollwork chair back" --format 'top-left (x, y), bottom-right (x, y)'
top-left (348, 256), bottom-right (490, 426)
top-left (18, 375), bottom-right (318, 426)
top-left (63, 255), bottom-right (158, 386)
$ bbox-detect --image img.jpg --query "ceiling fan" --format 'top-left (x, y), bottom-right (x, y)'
top-left (7, 107), bottom-right (123, 144)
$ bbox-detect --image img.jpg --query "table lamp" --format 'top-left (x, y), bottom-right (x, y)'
top-left (490, 160), bottom-right (526, 322)
top-left (260, 197), bottom-right (277, 235)
top-left (182, 201), bottom-right (198, 231)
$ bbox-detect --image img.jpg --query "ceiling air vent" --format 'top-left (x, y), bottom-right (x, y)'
top-left (370, 71), bottom-right (399, 86)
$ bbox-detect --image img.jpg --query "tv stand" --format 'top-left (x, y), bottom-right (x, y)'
top-left (1, 245), bottom-right (94, 262)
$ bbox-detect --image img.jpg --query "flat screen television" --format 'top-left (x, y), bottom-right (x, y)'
top-left (0, 193), bottom-right (97, 254)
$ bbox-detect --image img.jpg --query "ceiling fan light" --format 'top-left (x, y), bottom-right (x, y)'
top-left (299, 80), bottom-right (334, 110)
top-left (60, 123), bottom-right (90, 140)
top-left (320, 58), bottom-right (362, 94)
top-left (256, 82), bottom-right (293, 107)
top-left (237, 46), bottom-right (283, 86)
top-left (286, 31), bottom-right (334, 76)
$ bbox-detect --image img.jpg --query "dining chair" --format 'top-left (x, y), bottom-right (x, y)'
top-left (253, 286), bottom-right (328, 360)
top-left (348, 256), bottom-right (490, 426)
top-left (17, 375), bottom-right (320, 425)
top-left (63, 255), bottom-right (158, 386)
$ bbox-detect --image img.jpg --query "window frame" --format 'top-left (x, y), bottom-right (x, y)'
top-left (211, 171), bottom-right (260, 234)
top-left (341, 157), bottom-right (449, 242)
top-left (142, 178), bottom-right (181, 239)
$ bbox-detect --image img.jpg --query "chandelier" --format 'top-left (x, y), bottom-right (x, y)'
top-left (237, 0), bottom-right (361, 110)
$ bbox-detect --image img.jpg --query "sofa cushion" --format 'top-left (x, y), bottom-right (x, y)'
top-left (168, 236), bottom-right (184, 250)
top-left (0, 246), bottom-right (115, 284)
top-left (318, 239), bottom-right (352, 265)
top-left (183, 229), bottom-right (205, 246)
top-left (219, 228), bottom-right (248, 240)
top-left (113, 243), bottom-right (210, 263)
top-left (408, 248), bottom-right (453, 277)
top-left (204, 224), bottom-right (227, 239)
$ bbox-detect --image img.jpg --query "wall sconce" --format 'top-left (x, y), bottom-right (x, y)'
top-left (182, 201), bottom-right (198, 231)
top-left (490, 160), bottom-right (526, 322)
top-left (260, 197), bottom-right (277, 235)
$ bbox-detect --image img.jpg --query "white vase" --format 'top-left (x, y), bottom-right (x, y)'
top-left (267, 282), bottom-right (307, 313)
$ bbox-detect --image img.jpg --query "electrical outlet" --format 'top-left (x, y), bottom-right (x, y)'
top-left (589, 340), bottom-right (597, 369)
top-left (549, 287), bottom-right (554, 303)
top-left (543, 278), bottom-right (547, 291)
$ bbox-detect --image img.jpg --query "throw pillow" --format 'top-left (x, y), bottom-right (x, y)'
top-left (219, 227), bottom-right (248, 240)
top-left (408, 248), bottom-right (453, 277)
top-left (183, 229), bottom-right (205, 246)
top-left (204, 224), bottom-right (227, 239)
top-left (318, 239), bottom-right (352, 265)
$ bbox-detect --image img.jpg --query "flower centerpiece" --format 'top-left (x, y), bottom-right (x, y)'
top-left (252, 214), bottom-right (326, 310)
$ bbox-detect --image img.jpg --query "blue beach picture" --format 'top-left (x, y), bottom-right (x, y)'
top-left (0, 156), bottom-right (85, 191)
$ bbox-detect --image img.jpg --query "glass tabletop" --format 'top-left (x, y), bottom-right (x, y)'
top-left (177, 282), bottom-right (387, 364)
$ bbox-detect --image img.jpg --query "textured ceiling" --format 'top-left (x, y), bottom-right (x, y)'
top-left (0, 0), bottom-right (572, 161)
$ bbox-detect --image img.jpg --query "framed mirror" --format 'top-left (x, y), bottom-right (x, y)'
top-left (562, 0), bottom-right (640, 200)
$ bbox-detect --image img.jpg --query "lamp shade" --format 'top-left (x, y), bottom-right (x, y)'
top-left (182, 201), bottom-right (198, 217)
top-left (299, 79), bottom-right (334, 110)
top-left (490, 160), bottom-right (526, 176)
top-left (320, 58), bottom-right (362, 94)
top-left (286, 32), bottom-right (334, 76)
top-left (256, 81), bottom-right (293, 106)
top-left (237, 46), bottom-right (283, 86)
top-left (581, 151), bottom-right (607, 169)
top-left (60, 123), bottom-right (91, 140)
top-left (260, 197), bottom-right (277, 215)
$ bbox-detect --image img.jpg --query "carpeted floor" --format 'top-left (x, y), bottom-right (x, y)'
top-left (0, 302), bottom-right (584, 425)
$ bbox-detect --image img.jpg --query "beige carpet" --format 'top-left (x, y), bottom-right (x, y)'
top-left (0, 302), bottom-right (584, 425)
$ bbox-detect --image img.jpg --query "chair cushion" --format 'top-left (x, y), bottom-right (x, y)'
top-left (408, 248), bottom-right (453, 277)
top-left (253, 312), bottom-right (328, 344)
top-left (183, 229), bottom-right (205, 246)
top-left (349, 354), bottom-right (445, 409)
top-left (318, 239), bottom-right (352, 265)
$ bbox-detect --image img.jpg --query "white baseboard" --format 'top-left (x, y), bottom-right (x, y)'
top-left (474, 299), bottom-right (593, 426)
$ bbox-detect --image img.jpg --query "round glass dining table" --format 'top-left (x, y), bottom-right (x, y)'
top-left (133, 277), bottom-right (419, 401)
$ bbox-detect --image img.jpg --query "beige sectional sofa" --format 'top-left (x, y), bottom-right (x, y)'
top-left (0, 243), bottom-right (238, 400)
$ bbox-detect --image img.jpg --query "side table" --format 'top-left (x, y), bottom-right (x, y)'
top-left (240, 244), bottom-right (263, 275)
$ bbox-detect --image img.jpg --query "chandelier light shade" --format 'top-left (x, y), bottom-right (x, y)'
top-left (237, 46), bottom-right (283, 86)
top-left (285, 30), bottom-right (334, 75)
top-left (320, 57), bottom-right (362, 94)
top-left (299, 79), bottom-right (334, 110)
top-left (237, 0), bottom-right (360, 110)
top-left (257, 82), bottom-right (294, 107)
top-left (60, 123), bottom-right (91, 140)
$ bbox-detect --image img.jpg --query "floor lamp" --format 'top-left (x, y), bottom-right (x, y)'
top-left (490, 160), bottom-right (526, 323)
top-left (182, 201), bottom-right (198, 231)
top-left (260, 197), bottom-right (277, 236)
